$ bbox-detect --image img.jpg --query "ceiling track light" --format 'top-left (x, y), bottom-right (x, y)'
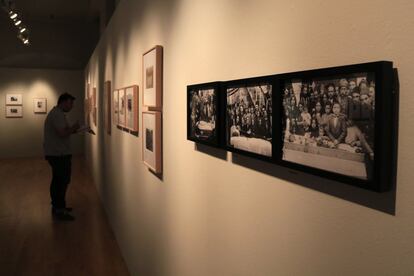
top-left (2, 1), bottom-right (30, 46)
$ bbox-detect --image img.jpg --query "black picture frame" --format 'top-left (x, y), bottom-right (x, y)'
top-left (187, 82), bottom-right (222, 147)
top-left (223, 75), bottom-right (277, 162)
top-left (274, 61), bottom-right (396, 192)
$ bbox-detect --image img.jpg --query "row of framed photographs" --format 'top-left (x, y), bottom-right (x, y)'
top-left (187, 61), bottom-right (398, 192)
top-left (4, 94), bottom-right (47, 117)
top-left (106, 46), bottom-right (163, 174)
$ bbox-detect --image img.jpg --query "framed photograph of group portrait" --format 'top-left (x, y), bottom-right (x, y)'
top-left (275, 61), bottom-right (396, 192)
top-left (187, 82), bottom-right (222, 147)
top-left (187, 61), bottom-right (397, 192)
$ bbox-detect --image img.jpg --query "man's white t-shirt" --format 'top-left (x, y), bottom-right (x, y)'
top-left (43, 106), bottom-right (71, 156)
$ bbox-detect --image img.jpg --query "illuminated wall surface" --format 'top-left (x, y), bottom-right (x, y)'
top-left (0, 68), bottom-right (84, 158)
top-left (85, 0), bottom-right (414, 275)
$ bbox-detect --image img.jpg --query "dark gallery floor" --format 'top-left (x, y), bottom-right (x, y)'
top-left (0, 157), bottom-right (130, 276)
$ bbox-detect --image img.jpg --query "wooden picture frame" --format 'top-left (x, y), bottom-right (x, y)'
top-left (142, 111), bottom-right (162, 173)
top-left (104, 81), bottom-right (112, 135)
top-left (275, 61), bottom-right (396, 192)
top-left (6, 106), bottom-right (23, 118)
top-left (124, 85), bottom-right (139, 132)
top-left (142, 45), bottom-right (163, 109)
top-left (33, 98), bottom-right (47, 113)
top-left (223, 75), bottom-right (276, 162)
top-left (6, 94), bottom-right (22, 105)
top-left (187, 81), bottom-right (222, 147)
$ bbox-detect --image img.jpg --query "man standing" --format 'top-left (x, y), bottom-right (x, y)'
top-left (44, 93), bottom-right (80, 221)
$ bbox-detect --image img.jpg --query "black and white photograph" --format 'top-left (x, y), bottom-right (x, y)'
top-left (118, 89), bottom-right (126, 127)
top-left (146, 66), bottom-right (154, 89)
top-left (226, 80), bottom-right (273, 159)
top-left (146, 128), bottom-right (154, 152)
top-left (187, 83), bottom-right (220, 146)
top-left (282, 73), bottom-right (376, 180)
top-left (6, 105), bottom-right (23, 117)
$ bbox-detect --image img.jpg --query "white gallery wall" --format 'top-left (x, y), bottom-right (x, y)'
top-left (85, 0), bottom-right (414, 275)
top-left (0, 67), bottom-right (84, 158)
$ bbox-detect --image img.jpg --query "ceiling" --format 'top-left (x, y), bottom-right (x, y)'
top-left (13, 0), bottom-right (101, 20)
top-left (0, 0), bottom-right (117, 69)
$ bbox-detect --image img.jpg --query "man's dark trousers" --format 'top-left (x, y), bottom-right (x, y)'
top-left (46, 155), bottom-right (72, 210)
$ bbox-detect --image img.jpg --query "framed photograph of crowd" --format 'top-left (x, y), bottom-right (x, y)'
top-left (125, 85), bottom-right (139, 132)
top-left (224, 76), bottom-right (275, 162)
top-left (142, 111), bottom-right (162, 173)
top-left (143, 45), bottom-right (163, 108)
top-left (104, 81), bottom-right (111, 135)
top-left (187, 82), bottom-right (221, 147)
top-left (33, 98), bottom-right (47, 113)
top-left (275, 61), bottom-right (395, 191)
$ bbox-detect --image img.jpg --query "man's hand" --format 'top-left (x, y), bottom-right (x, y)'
top-left (71, 121), bottom-right (80, 133)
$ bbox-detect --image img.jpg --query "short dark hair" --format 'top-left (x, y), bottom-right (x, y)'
top-left (58, 93), bottom-right (76, 104)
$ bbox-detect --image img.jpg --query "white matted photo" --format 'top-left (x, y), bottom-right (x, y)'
top-left (6, 94), bottom-right (23, 105)
top-left (125, 85), bottom-right (138, 132)
top-left (142, 45), bottom-right (163, 108)
top-left (6, 106), bottom-right (23, 118)
top-left (33, 98), bottom-right (47, 113)
top-left (104, 81), bottom-right (111, 135)
top-left (142, 111), bottom-right (162, 173)
top-left (118, 89), bottom-right (126, 127)
top-left (113, 89), bottom-right (119, 125)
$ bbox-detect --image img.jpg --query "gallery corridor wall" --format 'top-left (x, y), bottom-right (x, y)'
top-left (85, 0), bottom-right (414, 275)
top-left (0, 68), bottom-right (84, 158)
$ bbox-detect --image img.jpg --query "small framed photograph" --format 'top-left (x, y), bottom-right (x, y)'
top-left (142, 45), bottom-right (163, 108)
top-left (92, 87), bottom-right (97, 126)
top-left (187, 82), bottom-right (221, 147)
top-left (6, 94), bottom-right (23, 105)
top-left (84, 97), bottom-right (90, 125)
top-left (224, 76), bottom-right (275, 162)
top-left (142, 111), bottom-right (162, 173)
top-left (33, 98), bottom-right (47, 113)
top-left (118, 88), bottom-right (126, 127)
top-left (104, 81), bottom-right (112, 134)
top-left (113, 89), bottom-right (119, 125)
top-left (125, 85), bottom-right (139, 132)
top-left (276, 61), bottom-right (396, 191)
top-left (6, 106), bottom-right (23, 118)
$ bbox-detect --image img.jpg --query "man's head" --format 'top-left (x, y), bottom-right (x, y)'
top-left (327, 83), bottom-right (335, 97)
top-left (58, 93), bottom-right (76, 112)
top-left (349, 79), bottom-right (357, 92)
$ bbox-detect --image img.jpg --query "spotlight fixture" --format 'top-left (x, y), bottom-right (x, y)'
top-left (2, 0), bottom-right (30, 45)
